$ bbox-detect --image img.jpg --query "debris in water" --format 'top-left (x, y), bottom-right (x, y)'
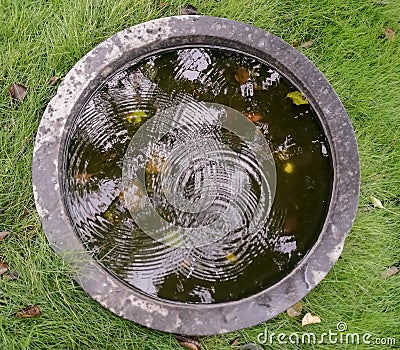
top-left (287, 91), bottom-right (309, 105)
top-left (235, 67), bottom-right (250, 84)
top-left (125, 110), bottom-right (147, 123)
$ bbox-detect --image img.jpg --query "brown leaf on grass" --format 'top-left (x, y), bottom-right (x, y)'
top-left (179, 4), bottom-right (198, 15)
top-left (384, 28), bottom-right (396, 41)
top-left (286, 301), bottom-right (303, 317)
top-left (15, 305), bottom-right (41, 318)
top-left (4, 271), bottom-right (19, 280)
top-left (0, 231), bottom-right (10, 241)
top-left (175, 335), bottom-right (201, 350)
top-left (8, 83), bottom-right (27, 102)
top-left (49, 76), bottom-right (61, 86)
top-left (230, 337), bottom-right (240, 346)
top-left (301, 312), bottom-right (321, 326)
top-left (370, 195), bottom-right (384, 209)
top-left (0, 262), bottom-right (9, 275)
top-left (301, 40), bottom-right (314, 49)
top-left (382, 266), bottom-right (399, 279)
top-left (292, 41), bottom-right (299, 48)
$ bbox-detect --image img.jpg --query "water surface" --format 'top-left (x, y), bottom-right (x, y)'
top-left (64, 47), bottom-right (333, 303)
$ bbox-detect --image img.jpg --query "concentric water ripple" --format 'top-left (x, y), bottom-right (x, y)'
top-left (64, 47), bottom-right (333, 303)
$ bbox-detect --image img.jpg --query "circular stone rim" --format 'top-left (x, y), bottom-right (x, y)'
top-left (32, 15), bottom-right (360, 336)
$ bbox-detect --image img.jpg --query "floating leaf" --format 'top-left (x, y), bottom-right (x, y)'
top-left (226, 252), bottom-right (238, 263)
top-left (286, 301), bottom-right (303, 317)
top-left (179, 4), bottom-right (198, 15)
top-left (284, 163), bottom-right (294, 174)
top-left (284, 217), bottom-right (298, 233)
top-left (384, 28), bottom-right (396, 41)
top-left (382, 266), bottom-right (399, 279)
top-left (146, 152), bottom-right (165, 175)
top-left (175, 335), bottom-right (201, 350)
top-left (75, 173), bottom-right (93, 185)
top-left (0, 262), bottom-right (9, 275)
top-left (254, 85), bottom-right (265, 91)
top-left (15, 305), bottom-right (41, 318)
top-left (244, 112), bottom-right (263, 122)
top-left (301, 40), bottom-right (314, 49)
top-left (0, 231), bottom-right (10, 241)
top-left (370, 195), bottom-right (384, 209)
top-left (287, 91), bottom-right (308, 105)
top-left (125, 110), bottom-right (147, 123)
top-left (302, 312), bottom-right (321, 326)
top-left (49, 76), bottom-right (61, 86)
top-left (8, 83), bottom-right (27, 102)
top-left (235, 67), bottom-right (250, 84)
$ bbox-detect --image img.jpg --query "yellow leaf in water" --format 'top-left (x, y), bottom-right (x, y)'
top-left (125, 110), bottom-right (147, 123)
top-left (103, 210), bottom-right (114, 221)
top-left (226, 252), bottom-right (237, 263)
top-left (287, 91), bottom-right (309, 105)
top-left (287, 301), bottom-right (303, 317)
top-left (370, 195), bottom-right (384, 209)
top-left (301, 312), bottom-right (321, 326)
top-left (284, 163), bottom-right (294, 174)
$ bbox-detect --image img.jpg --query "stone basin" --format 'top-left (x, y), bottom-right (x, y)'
top-left (32, 16), bottom-right (360, 335)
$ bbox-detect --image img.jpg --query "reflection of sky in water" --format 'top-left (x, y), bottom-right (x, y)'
top-left (174, 48), bottom-right (211, 81)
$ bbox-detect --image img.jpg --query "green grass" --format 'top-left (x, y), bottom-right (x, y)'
top-left (1, 0), bottom-right (399, 349)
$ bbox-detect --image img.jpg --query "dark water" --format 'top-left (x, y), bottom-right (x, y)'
top-left (64, 47), bottom-right (333, 304)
